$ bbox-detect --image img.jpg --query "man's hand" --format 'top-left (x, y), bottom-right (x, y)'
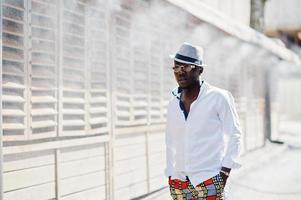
top-left (219, 171), bottom-right (228, 185)
top-left (220, 167), bottom-right (231, 185)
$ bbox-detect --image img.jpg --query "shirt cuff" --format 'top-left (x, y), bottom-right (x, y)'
top-left (221, 159), bottom-right (242, 169)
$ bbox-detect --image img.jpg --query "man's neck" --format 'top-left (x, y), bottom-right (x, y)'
top-left (181, 81), bottom-right (200, 100)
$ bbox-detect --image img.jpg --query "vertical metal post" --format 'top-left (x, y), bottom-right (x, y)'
top-left (23, 0), bottom-right (29, 140)
top-left (52, 0), bottom-right (58, 137)
top-left (26, 0), bottom-right (32, 139)
top-left (55, 0), bottom-right (63, 199)
top-left (84, 3), bottom-right (90, 135)
top-left (0, 0), bottom-right (4, 199)
top-left (265, 63), bottom-right (284, 144)
top-left (107, 2), bottom-right (115, 199)
top-left (55, 149), bottom-right (61, 200)
top-left (145, 131), bottom-right (151, 193)
top-left (57, 0), bottom-right (63, 138)
top-left (264, 66), bottom-right (271, 144)
top-left (145, 16), bottom-right (151, 193)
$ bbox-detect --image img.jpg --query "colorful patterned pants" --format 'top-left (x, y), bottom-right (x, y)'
top-left (169, 174), bottom-right (225, 200)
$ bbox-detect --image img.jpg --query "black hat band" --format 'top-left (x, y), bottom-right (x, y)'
top-left (175, 53), bottom-right (202, 65)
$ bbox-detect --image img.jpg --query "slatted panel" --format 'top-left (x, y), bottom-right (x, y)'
top-left (29, 0), bottom-right (58, 139)
top-left (4, 183), bottom-right (56, 200)
top-left (161, 40), bottom-right (175, 119)
top-left (2, 0), bottom-right (27, 141)
top-left (236, 97), bottom-right (247, 153)
top-left (85, 0), bottom-right (109, 135)
top-left (61, 187), bottom-right (106, 200)
top-left (113, 8), bottom-right (132, 127)
top-left (243, 63), bottom-right (265, 151)
top-left (60, 143), bottom-right (106, 199)
top-left (149, 24), bottom-right (163, 123)
top-left (245, 99), bottom-right (265, 151)
top-left (4, 167), bottom-right (55, 192)
top-left (228, 70), bottom-right (241, 98)
top-left (114, 134), bottom-right (148, 199)
top-left (204, 38), bottom-right (224, 85)
top-left (159, 6), bottom-right (181, 120)
top-left (61, 0), bottom-right (86, 135)
top-left (132, 25), bottom-right (149, 125)
top-left (148, 131), bottom-right (166, 192)
top-left (3, 150), bottom-right (56, 200)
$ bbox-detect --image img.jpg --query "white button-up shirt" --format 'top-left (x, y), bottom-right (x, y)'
top-left (165, 81), bottom-right (242, 187)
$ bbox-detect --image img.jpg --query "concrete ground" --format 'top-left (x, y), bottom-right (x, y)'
top-left (142, 120), bottom-right (301, 200)
top-left (229, 120), bottom-right (301, 200)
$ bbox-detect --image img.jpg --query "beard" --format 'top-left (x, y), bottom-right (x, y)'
top-left (179, 80), bottom-right (200, 90)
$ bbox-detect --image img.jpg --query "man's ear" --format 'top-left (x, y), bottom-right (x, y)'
top-left (199, 67), bottom-right (203, 74)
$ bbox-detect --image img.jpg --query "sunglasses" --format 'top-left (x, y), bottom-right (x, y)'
top-left (172, 64), bottom-right (198, 73)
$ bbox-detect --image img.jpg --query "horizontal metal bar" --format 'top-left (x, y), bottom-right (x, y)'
top-left (3, 135), bottom-right (110, 155)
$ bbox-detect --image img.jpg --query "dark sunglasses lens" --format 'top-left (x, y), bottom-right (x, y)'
top-left (173, 66), bottom-right (180, 72)
top-left (173, 65), bottom-right (194, 72)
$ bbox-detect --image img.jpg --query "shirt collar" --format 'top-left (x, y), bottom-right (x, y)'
top-left (171, 80), bottom-right (207, 101)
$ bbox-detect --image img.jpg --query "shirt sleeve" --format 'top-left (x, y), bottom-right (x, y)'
top-left (218, 91), bottom-right (242, 169)
top-left (165, 103), bottom-right (175, 177)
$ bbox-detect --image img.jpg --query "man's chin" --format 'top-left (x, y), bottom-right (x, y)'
top-left (178, 80), bottom-right (199, 90)
top-left (179, 85), bottom-right (189, 90)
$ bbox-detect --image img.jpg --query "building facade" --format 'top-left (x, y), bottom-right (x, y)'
top-left (200, 0), bottom-right (251, 25)
top-left (0, 0), bottom-right (299, 199)
top-left (265, 0), bottom-right (301, 135)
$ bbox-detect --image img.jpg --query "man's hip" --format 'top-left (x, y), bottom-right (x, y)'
top-left (168, 174), bottom-right (226, 200)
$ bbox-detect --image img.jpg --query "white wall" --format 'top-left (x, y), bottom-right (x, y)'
top-left (200, 0), bottom-right (251, 25)
top-left (265, 0), bottom-right (301, 32)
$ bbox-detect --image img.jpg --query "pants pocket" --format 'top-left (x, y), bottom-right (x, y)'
top-left (218, 173), bottom-right (226, 186)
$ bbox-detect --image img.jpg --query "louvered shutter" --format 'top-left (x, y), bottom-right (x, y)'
top-left (2, 0), bottom-right (27, 141)
top-left (113, 9), bottom-right (132, 127)
top-left (29, 0), bottom-right (58, 139)
top-left (132, 25), bottom-right (149, 125)
top-left (162, 41), bottom-right (175, 119)
top-left (86, 0), bottom-right (109, 135)
top-left (60, 0), bottom-right (87, 136)
top-left (149, 26), bottom-right (163, 124)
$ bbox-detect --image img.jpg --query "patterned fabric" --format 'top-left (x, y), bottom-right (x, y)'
top-left (169, 174), bottom-right (225, 200)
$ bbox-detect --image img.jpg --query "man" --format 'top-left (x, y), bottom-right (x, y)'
top-left (165, 42), bottom-right (241, 200)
